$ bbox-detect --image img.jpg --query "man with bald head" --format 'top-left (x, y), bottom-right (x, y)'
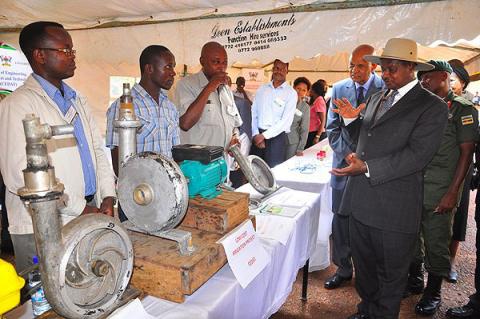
top-left (174, 41), bottom-right (242, 150)
top-left (324, 44), bottom-right (384, 289)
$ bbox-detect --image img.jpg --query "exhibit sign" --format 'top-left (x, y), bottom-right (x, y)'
top-left (220, 219), bottom-right (270, 288)
top-left (0, 42), bottom-right (32, 93)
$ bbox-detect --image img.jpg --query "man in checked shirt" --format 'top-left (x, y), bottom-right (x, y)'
top-left (105, 45), bottom-right (180, 220)
top-left (106, 45), bottom-right (180, 164)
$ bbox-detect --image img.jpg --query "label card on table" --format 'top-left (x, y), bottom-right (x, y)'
top-left (219, 220), bottom-right (270, 288)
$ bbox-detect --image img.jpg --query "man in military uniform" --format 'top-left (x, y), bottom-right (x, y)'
top-left (410, 60), bottom-right (479, 316)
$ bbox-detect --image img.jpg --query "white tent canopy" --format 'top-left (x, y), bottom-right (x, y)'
top-left (1, 0), bottom-right (479, 130)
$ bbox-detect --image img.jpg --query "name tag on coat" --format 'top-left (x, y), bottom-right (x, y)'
top-left (65, 105), bottom-right (78, 124)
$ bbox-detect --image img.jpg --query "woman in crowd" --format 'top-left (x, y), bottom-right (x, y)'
top-left (448, 60), bottom-right (473, 283)
top-left (285, 77), bottom-right (311, 159)
top-left (306, 79), bottom-right (327, 148)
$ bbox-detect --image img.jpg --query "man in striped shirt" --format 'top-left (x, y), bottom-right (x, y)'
top-left (106, 45), bottom-right (180, 171)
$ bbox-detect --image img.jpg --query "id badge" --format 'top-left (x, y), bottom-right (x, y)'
top-left (274, 97), bottom-right (286, 108)
top-left (65, 105), bottom-right (77, 124)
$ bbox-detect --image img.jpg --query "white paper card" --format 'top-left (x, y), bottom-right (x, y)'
top-left (220, 220), bottom-right (270, 288)
top-left (108, 298), bottom-right (156, 319)
top-left (250, 203), bottom-right (300, 218)
top-left (255, 214), bottom-right (294, 245)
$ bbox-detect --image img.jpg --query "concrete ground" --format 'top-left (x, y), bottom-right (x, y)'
top-left (273, 191), bottom-right (478, 319)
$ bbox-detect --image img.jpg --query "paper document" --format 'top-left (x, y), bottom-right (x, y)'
top-left (220, 220), bottom-right (270, 288)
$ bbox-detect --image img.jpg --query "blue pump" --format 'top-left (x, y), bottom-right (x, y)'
top-left (179, 158), bottom-right (228, 199)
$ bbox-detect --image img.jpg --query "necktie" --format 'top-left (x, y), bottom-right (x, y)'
top-left (375, 90), bottom-right (398, 121)
top-left (357, 86), bottom-right (365, 105)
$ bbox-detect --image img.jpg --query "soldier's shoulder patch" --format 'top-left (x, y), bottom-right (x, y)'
top-left (461, 114), bottom-right (474, 125)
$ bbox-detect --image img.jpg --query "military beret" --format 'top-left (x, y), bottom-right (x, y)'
top-left (450, 64), bottom-right (470, 88)
top-left (417, 60), bottom-right (453, 79)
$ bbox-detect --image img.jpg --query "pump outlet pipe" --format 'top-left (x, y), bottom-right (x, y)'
top-left (18, 114), bottom-right (133, 318)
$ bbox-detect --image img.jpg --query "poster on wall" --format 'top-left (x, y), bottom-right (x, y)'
top-left (241, 68), bottom-right (264, 92)
top-left (0, 42), bottom-right (32, 94)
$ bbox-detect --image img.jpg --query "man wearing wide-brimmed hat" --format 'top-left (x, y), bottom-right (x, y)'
top-left (331, 38), bottom-right (448, 319)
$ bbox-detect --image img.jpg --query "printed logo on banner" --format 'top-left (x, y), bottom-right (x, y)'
top-left (210, 14), bottom-right (296, 55)
top-left (0, 55), bottom-right (12, 67)
top-left (0, 44), bottom-right (32, 92)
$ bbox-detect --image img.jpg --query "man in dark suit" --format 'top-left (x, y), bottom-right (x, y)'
top-left (331, 38), bottom-right (448, 319)
top-left (325, 44), bottom-right (384, 289)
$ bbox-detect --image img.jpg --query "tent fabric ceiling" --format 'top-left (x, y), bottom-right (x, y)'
top-left (0, 0), bottom-right (317, 30)
top-left (1, 0), bottom-right (479, 132)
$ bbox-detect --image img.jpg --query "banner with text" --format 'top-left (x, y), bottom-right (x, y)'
top-left (0, 43), bottom-right (32, 93)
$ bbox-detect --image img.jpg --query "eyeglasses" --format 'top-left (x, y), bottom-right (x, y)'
top-left (38, 48), bottom-right (76, 57)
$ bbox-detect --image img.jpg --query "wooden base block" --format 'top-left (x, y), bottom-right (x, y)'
top-left (129, 226), bottom-right (226, 303)
top-left (180, 190), bottom-right (249, 234)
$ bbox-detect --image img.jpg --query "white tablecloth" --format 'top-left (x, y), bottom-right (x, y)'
top-left (7, 190), bottom-right (322, 319)
top-left (271, 139), bottom-right (334, 271)
top-left (141, 187), bottom-right (321, 319)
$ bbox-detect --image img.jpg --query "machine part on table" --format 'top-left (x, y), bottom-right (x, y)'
top-left (18, 114), bottom-right (74, 199)
top-left (172, 144), bottom-right (224, 164)
top-left (229, 144), bottom-right (278, 195)
top-left (180, 158), bottom-right (228, 199)
top-left (125, 221), bottom-right (195, 255)
top-left (173, 144), bottom-right (228, 199)
top-left (118, 152), bottom-right (189, 233)
top-left (18, 115), bottom-right (134, 318)
top-left (114, 83), bottom-right (142, 166)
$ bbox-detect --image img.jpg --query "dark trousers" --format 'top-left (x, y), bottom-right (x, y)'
top-left (250, 131), bottom-right (286, 168)
top-left (331, 188), bottom-right (353, 278)
top-left (350, 216), bottom-right (417, 318)
top-left (452, 164), bottom-right (473, 241)
top-left (305, 131), bottom-right (327, 149)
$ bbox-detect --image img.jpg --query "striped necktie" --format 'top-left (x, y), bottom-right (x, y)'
top-left (357, 86), bottom-right (365, 105)
top-left (375, 90), bottom-right (398, 121)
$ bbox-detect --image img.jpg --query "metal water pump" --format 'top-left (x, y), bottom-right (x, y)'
top-left (228, 144), bottom-right (278, 195)
top-left (18, 114), bottom-right (133, 318)
top-left (114, 101), bottom-right (194, 255)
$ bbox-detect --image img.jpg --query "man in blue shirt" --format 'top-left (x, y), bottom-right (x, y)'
top-left (106, 45), bottom-right (180, 168)
top-left (105, 45), bottom-right (180, 221)
top-left (251, 59), bottom-right (297, 168)
top-left (0, 21), bottom-right (116, 272)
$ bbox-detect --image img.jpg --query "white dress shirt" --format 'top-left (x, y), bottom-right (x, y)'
top-left (251, 81), bottom-right (297, 139)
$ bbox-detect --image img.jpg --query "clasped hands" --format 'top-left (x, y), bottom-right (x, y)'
top-left (253, 134), bottom-right (266, 149)
top-left (330, 153), bottom-right (368, 176)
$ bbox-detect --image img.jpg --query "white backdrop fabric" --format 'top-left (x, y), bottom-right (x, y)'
top-left (1, 0), bottom-right (478, 132)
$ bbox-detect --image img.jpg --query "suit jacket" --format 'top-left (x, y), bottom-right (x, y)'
top-left (286, 100), bottom-right (310, 150)
top-left (327, 73), bottom-right (384, 190)
top-left (339, 83), bottom-right (448, 234)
